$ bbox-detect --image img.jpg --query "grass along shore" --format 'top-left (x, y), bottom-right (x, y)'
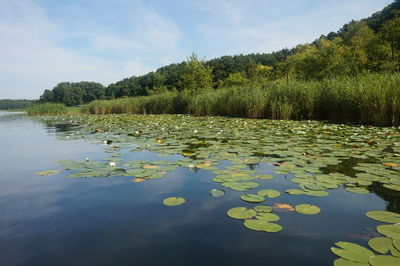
top-left (84, 73), bottom-right (400, 126)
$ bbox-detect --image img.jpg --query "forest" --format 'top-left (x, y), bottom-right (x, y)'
top-left (0, 99), bottom-right (33, 110)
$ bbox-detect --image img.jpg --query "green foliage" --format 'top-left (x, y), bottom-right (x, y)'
top-left (85, 73), bottom-right (400, 126)
top-left (180, 53), bottom-right (214, 92)
top-left (40, 81), bottom-right (105, 106)
top-left (27, 103), bottom-right (68, 115)
top-left (0, 99), bottom-right (33, 110)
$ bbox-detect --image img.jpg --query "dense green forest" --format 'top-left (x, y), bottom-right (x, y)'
top-left (0, 99), bottom-right (33, 110)
top-left (39, 1), bottom-right (400, 119)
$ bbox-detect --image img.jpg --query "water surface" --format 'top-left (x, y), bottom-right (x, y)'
top-left (0, 112), bottom-right (396, 266)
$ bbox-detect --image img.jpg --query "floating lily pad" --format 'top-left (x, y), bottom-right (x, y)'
top-left (256, 213), bottom-right (280, 222)
top-left (241, 194), bottom-right (265, 203)
top-left (368, 237), bottom-right (392, 254)
top-left (331, 242), bottom-right (374, 263)
top-left (210, 189), bottom-right (225, 198)
top-left (377, 224), bottom-right (400, 239)
top-left (254, 174), bottom-right (273, 180)
top-left (333, 258), bottom-right (369, 266)
top-left (295, 204), bottom-right (321, 215)
top-left (257, 189), bottom-right (280, 198)
top-left (285, 189), bottom-right (304, 195)
top-left (243, 220), bottom-right (282, 232)
top-left (254, 205), bottom-right (272, 213)
top-left (346, 187), bottom-right (369, 195)
top-left (163, 197), bottom-right (186, 206)
top-left (369, 255), bottom-right (400, 265)
top-left (227, 207), bottom-right (256, 219)
top-left (366, 211), bottom-right (400, 223)
top-left (35, 170), bottom-right (60, 176)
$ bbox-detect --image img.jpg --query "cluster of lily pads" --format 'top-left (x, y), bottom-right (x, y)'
top-left (331, 211), bottom-right (400, 265)
top-left (227, 203), bottom-right (320, 233)
top-left (35, 114), bottom-right (400, 263)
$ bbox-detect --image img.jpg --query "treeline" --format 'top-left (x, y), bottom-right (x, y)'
top-left (0, 99), bottom-right (33, 110)
top-left (39, 82), bottom-right (105, 106)
top-left (39, 1), bottom-right (400, 106)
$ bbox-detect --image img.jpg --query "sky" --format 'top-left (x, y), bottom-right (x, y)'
top-left (0, 0), bottom-right (393, 99)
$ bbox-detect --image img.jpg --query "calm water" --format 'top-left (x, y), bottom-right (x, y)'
top-left (0, 112), bottom-right (393, 266)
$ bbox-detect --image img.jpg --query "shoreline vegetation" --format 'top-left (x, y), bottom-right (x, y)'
top-left (27, 73), bottom-right (400, 127)
top-left (84, 73), bottom-right (400, 126)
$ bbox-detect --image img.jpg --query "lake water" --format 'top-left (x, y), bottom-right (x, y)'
top-left (0, 112), bottom-right (396, 266)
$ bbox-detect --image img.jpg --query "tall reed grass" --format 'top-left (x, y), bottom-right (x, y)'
top-left (84, 73), bottom-right (400, 126)
top-left (27, 103), bottom-right (69, 115)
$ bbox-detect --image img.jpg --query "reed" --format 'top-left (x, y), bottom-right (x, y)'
top-left (27, 103), bottom-right (69, 115)
top-left (84, 73), bottom-right (400, 126)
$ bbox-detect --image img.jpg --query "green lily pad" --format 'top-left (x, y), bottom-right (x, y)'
top-left (163, 197), bottom-right (186, 206)
top-left (377, 224), bottom-right (400, 239)
top-left (243, 220), bottom-right (282, 233)
top-left (368, 237), bottom-right (393, 254)
top-left (285, 189), bottom-right (304, 195)
top-left (346, 187), bottom-right (369, 194)
top-left (227, 207), bottom-right (257, 219)
top-left (210, 189), bottom-right (225, 198)
top-left (35, 170), bottom-right (60, 176)
top-left (331, 242), bottom-right (375, 263)
top-left (254, 174), bottom-right (273, 180)
top-left (369, 255), bottom-right (400, 265)
top-left (241, 194), bottom-right (265, 203)
top-left (393, 239), bottom-right (400, 252)
top-left (366, 211), bottom-right (400, 223)
top-left (333, 258), bottom-right (369, 266)
top-left (256, 213), bottom-right (280, 222)
top-left (257, 189), bottom-right (280, 198)
top-left (303, 190), bottom-right (329, 197)
top-left (254, 205), bottom-right (272, 213)
top-left (295, 204), bottom-right (321, 215)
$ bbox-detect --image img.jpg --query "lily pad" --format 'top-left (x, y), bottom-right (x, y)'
top-left (257, 189), bottom-right (280, 198)
top-left (377, 224), bottom-right (400, 239)
top-left (368, 237), bottom-right (392, 254)
top-left (35, 170), bottom-right (60, 176)
top-left (295, 204), bottom-right (321, 215)
top-left (369, 255), bottom-right (400, 265)
top-left (243, 220), bottom-right (282, 233)
top-left (163, 197), bottom-right (186, 206)
top-left (331, 242), bottom-right (374, 263)
top-left (241, 194), bottom-right (265, 203)
top-left (227, 207), bottom-right (256, 219)
top-left (210, 189), bottom-right (225, 198)
top-left (346, 187), bottom-right (369, 195)
top-left (256, 213), bottom-right (280, 222)
top-left (366, 211), bottom-right (400, 223)
top-left (333, 258), bottom-right (369, 266)
top-left (254, 205), bottom-right (272, 213)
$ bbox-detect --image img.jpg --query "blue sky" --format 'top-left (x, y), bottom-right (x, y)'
top-left (0, 0), bottom-right (393, 99)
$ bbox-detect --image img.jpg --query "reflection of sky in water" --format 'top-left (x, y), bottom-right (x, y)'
top-left (0, 113), bottom-right (394, 266)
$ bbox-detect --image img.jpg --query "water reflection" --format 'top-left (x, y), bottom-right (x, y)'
top-left (0, 114), bottom-right (398, 266)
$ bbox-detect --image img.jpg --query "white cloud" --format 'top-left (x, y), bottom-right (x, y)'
top-left (0, 0), bottom-right (183, 99)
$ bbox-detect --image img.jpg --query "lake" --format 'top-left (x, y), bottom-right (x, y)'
top-left (0, 112), bottom-right (399, 266)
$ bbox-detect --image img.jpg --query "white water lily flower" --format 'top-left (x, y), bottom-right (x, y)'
top-left (102, 140), bottom-right (107, 144)
top-left (85, 157), bottom-right (90, 162)
top-left (188, 164), bottom-right (195, 169)
top-left (193, 130), bottom-right (198, 133)
top-left (109, 162), bottom-right (116, 167)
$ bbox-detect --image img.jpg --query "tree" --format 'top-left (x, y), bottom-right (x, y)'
top-left (180, 53), bottom-right (214, 92)
top-left (380, 16), bottom-right (400, 72)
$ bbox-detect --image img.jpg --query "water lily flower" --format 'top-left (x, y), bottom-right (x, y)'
top-left (85, 157), bottom-right (90, 162)
top-left (193, 130), bottom-right (198, 133)
top-left (109, 162), bottom-right (116, 167)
